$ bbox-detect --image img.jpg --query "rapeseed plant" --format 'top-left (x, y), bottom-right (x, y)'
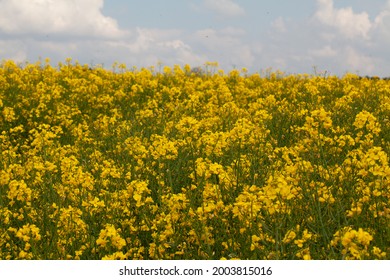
top-left (0, 59), bottom-right (388, 260)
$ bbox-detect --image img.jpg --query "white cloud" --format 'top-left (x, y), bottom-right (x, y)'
top-left (1, 0), bottom-right (389, 77)
top-left (194, 27), bottom-right (245, 47)
top-left (315, 0), bottom-right (372, 39)
top-left (271, 17), bottom-right (287, 33)
top-left (158, 40), bottom-right (205, 65)
top-left (101, 28), bottom-right (206, 67)
top-left (309, 45), bottom-right (337, 57)
top-left (0, 40), bottom-right (28, 62)
top-left (308, 0), bottom-right (390, 76)
top-left (345, 46), bottom-right (375, 73)
top-left (373, 1), bottom-right (390, 41)
top-left (0, 0), bottom-right (125, 38)
top-left (203, 0), bottom-right (245, 18)
top-left (191, 27), bottom-right (254, 69)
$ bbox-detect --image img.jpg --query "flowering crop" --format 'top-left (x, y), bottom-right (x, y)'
top-left (0, 59), bottom-right (389, 259)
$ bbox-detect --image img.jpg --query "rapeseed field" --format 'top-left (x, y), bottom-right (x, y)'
top-left (0, 59), bottom-right (389, 260)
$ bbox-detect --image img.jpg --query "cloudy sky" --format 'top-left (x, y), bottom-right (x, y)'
top-left (1, 0), bottom-right (390, 76)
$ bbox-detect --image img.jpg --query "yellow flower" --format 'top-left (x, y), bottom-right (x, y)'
top-left (355, 228), bottom-right (373, 246)
top-left (0, 170), bottom-right (10, 186)
top-left (296, 248), bottom-right (311, 260)
top-left (7, 180), bottom-right (32, 206)
top-left (15, 224), bottom-right (41, 243)
top-left (18, 250), bottom-right (29, 259)
top-left (282, 230), bottom-right (297, 244)
top-left (149, 134), bottom-right (178, 160)
top-left (2, 106), bottom-right (16, 122)
top-left (250, 235), bottom-right (262, 251)
top-left (353, 110), bottom-right (381, 135)
top-left (372, 246), bottom-right (386, 259)
top-left (102, 251), bottom-right (127, 260)
top-left (331, 227), bottom-right (374, 259)
top-left (128, 180), bottom-right (151, 208)
top-left (96, 224), bottom-right (126, 251)
top-left (294, 239), bottom-right (305, 248)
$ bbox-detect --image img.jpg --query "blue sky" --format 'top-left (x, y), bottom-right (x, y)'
top-left (1, 0), bottom-right (390, 76)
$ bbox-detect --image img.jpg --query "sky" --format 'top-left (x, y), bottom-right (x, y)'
top-left (1, 0), bottom-right (390, 76)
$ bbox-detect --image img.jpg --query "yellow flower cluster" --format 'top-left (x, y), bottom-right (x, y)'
top-left (0, 59), bottom-right (389, 259)
top-left (330, 227), bottom-right (386, 259)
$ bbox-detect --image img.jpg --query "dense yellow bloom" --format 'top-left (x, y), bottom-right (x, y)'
top-left (0, 170), bottom-right (10, 186)
top-left (0, 60), bottom-right (388, 260)
top-left (232, 185), bottom-right (262, 220)
top-left (7, 180), bottom-right (32, 206)
top-left (15, 224), bottom-right (41, 242)
top-left (2, 106), bottom-right (16, 122)
top-left (129, 180), bottom-right (152, 208)
top-left (81, 196), bottom-right (105, 214)
top-left (331, 227), bottom-right (374, 259)
top-left (175, 116), bottom-right (200, 137)
top-left (96, 224), bottom-right (126, 250)
top-left (353, 110), bottom-right (381, 135)
top-left (100, 159), bottom-right (122, 179)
